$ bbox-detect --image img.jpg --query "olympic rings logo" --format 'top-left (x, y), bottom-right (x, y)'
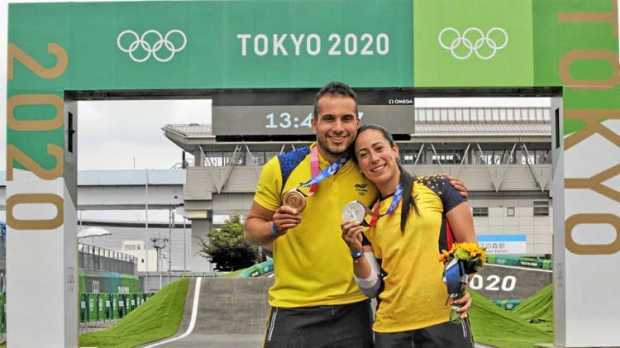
top-left (438, 27), bottom-right (509, 60)
top-left (117, 29), bottom-right (187, 63)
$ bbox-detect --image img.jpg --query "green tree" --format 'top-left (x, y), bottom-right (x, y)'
top-left (200, 216), bottom-right (259, 271)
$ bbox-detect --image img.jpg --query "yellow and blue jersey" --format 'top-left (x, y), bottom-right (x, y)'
top-left (254, 144), bottom-right (378, 308)
top-left (364, 175), bottom-right (465, 333)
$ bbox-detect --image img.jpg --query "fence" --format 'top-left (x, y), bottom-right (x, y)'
top-left (79, 292), bottom-right (154, 324)
top-left (0, 292), bottom-right (154, 333)
top-left (79, 243), bottom-right (138, 275)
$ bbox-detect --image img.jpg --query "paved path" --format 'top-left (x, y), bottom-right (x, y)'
top-left (147, 277), bottom-right (493, 348)
top-left (158, 334), bottom-right (263, 348)
top-left (150, 277), bottom-right (271, 348)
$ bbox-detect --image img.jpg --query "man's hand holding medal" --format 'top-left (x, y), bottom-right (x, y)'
top-left (271, 189), bottom-right (308, 236)
top-left (272, 147), bottom-right (349, 237)
top-left (271, 204), bottom-right (302, 237)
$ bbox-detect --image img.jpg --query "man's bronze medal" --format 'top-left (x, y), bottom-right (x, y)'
top-left (283, 189), bottom-right (307, 212)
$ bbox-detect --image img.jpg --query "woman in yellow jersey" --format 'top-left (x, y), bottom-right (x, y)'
top-left (341, 124), bottom-right (477, 348)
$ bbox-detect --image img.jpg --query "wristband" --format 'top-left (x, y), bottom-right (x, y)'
top-left (351, 250), bottom-right (363, 259)
top-left (271, 222), bottom-right (281, 236)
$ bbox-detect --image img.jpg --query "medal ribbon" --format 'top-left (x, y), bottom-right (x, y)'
top-left (309, 146), bottom-right (320, 194)
top-left (368, 183), bottom-right (404, 227)
top-left (299, 146), bottom-right (348, 195)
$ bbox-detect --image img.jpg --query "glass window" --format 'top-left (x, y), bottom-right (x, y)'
top-left (534, 201), bottom-right (549, 216)
top-left (473, 207), bottom-right (489, 217)
top-left (401, 151), bottom-right (417, 165)
top-left (506, 207), bottom-right (516, 217)
top-left (536, 150), bottom-right (551, 164)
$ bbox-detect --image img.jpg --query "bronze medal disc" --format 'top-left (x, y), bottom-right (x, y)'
top-left (283, 190), bottom-right (306, 212)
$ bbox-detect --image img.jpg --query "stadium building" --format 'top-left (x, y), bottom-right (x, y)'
top-left (163, 93), bottom-right (556, 272)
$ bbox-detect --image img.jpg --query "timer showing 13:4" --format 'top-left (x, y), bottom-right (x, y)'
top-left (265, 111), bottom-right (365, 129)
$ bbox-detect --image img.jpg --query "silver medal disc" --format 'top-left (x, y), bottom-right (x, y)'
top-left (342, 201), bottom-right (368, 225)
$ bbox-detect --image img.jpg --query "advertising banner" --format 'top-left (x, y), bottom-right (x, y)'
top-left (414, 0), bottom-right (534, 87)
top-left (478, 234), bottom-right (527, 254)
top-left (9, 0), bottom-right (413, 91)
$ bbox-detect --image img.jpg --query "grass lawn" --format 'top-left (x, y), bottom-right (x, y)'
top-left (78, 278), bottom-right (189, 348)
top-left (470, 286), bottom-right (553, 348)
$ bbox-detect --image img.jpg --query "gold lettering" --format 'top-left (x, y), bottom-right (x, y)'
top-left (557, 0), bottom-right (618, 37)
top-left (566, 164), bottom-right (620, 203)
top-left (8, 43), bottom-right (68, 80)
top-left (564, 109), bottom-right (620, 150)
top-left (7, 94), bottom-right (63, 131)
top-left (6, 144), bottom-right (64, 181)
top-left (559, 50), bottom-right (620, 89)
top-left (566, 213), bottom-right (620, 254)
top-left (6, 193), bottom-right (64, 230)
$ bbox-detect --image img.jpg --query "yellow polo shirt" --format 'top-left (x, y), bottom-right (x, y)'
top-left (254, 145), bottom-right (377, 308)
top-left (365, 176), bottom-right (465, 333)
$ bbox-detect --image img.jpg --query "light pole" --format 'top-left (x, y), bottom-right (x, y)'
top-left (174, 204), bottom-right (187, 271)
top-left (144, 168), bottom-right (150, 292)
top-left (151, 237), bottom-right (169, 290)
top-left (168, 208), bottom-right (174, 272)
top-left (182, 216), bottom-right (187, 271)
top-left (150, 237), bottom-right (169, 272)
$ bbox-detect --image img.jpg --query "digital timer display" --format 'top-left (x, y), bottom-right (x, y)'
top-left (212, 88), bottom-right (414, 137)
top-left (265, 110), bottom-right (368, 129)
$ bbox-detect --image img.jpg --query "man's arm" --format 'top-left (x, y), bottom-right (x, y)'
top-left (245, 202), bottom-right (277, 245)
top-left (446, 203), bottom-right (476, 243)
top-left (444, 175), bottom-right (469, 199)
top-left (435, 175), bottom-right (474, 243)
top-left (245, 201), bottom-right (301, 245)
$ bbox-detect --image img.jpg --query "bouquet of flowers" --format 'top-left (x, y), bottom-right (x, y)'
top-left (439, 242), bottom-right (486, 322)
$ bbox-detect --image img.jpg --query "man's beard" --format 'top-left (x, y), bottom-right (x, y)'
top-left (316, 135), bottom-right (353, 158)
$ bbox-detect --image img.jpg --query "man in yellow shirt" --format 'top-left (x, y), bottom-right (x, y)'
top-left (245, 81), bottom-right (377, 347)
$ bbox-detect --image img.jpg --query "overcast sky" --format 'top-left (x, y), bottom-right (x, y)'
top-left (77, 100), bottom-right (210, 170)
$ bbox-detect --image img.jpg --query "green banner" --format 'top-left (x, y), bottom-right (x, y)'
top-left (533, 0), bottom-right (620, 136)
top-left (414, 0), bottom-right (534, 87)
top-left (8, 0), bottom-right (413, 91)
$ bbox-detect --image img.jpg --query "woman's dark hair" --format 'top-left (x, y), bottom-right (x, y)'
top-left (354, 124), bottom-right (418, 232)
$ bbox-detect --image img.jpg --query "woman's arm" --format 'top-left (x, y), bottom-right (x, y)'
top-left (354, 246), bottom-right (382, 298)
top-left (341, 221), bottom-right (382, 298)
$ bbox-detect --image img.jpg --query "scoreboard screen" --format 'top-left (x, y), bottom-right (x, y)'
top-left (212, 88), bottom-right (414, 138)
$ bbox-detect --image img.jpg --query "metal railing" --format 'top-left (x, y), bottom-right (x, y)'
top-left (79, 243), bottom-right (138, 275)
top-left (415, 107), bottom-right (551, 123)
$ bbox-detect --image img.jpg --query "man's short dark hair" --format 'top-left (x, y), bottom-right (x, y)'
top-left (313, 81), bottom-right (359, 118)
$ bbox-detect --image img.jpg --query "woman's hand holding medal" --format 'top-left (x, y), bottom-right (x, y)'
top-left (341, 220), bottom-right (365, 253)
top-left (341, 201), bottom-right (369, 254)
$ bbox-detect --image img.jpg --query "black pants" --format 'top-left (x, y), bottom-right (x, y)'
top-left (263, 299), bottom-right (373, 348)
top-left (374, 318), bottom-right (475, 348)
